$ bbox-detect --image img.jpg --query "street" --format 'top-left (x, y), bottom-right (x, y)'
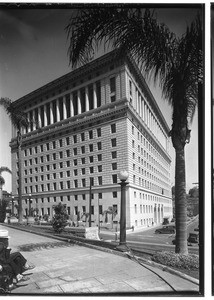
top-left (99, 216), bottom-right (199, 254)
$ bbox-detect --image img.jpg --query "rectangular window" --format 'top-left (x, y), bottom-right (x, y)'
top-left (81, 146), bottom-right (85, 154)
top-left (52, 141), bottom-right (56, 149)
top-left (66, 150), bottom-right (70, 157)
top-left (113, 204), bottom-right (118, 214)
top-left (97, 142), bottom-right (102, 150)
top-left (111, 124), bottom-right (116, 133)
top-left (98, 165), bottom-right (102, 172)
top-left (81, 158), bottom-right (85, 164)
top-left (111, 138), bottom-right (117, 147)
top-left (66, 137), bottom-right (70, 145)
top-left (91, 206), bottom-right (94, 215)
top-left (66, 170), bottom-right (70, 177)
top-left (46, 143), bottom-right (49, 151)
top-left (98, 193), bottom-right (102, 199)
top-left (97, 154), bottom-right (102, 161)
top-left (74, 180), bottom-right (78, 188)
top-left (97, 128), bottom-right (101, 137)
top-left (112, 163), bottom-right (117, 170)
top-left (90, 167), bottom-right (94, 174)
top-left (111, 151), bottom-right (117, 159)
top-left (59, 139), bottom-right (63, 147)
top-left (81, 133), bottom-right (85, 141)
top-left (112, 174), bottom-right (117, 184)
top-left (89, 130), bottom-right (93, 139)
top-left (113, 191), bottom-right (117, 198)
top-left (73, 159), bottom-right (77, 166)
top-left (73, 148), bottom-right (77, 155)
top-left (89, 156), bottom-right (93, 163)
top-left (73, 135), bottom-right (77, 143)
top-left (89, 144), bottom-right (93, 152)
top-left (99, 205), bottom-right (103, 214)
top-left (66, 161), bottom-right (70, 167)
top-left (98, 176), bottom-right (102, 185)
top-left (82, 179), bottom-right (86, 187)
top-left (110, 77), bottom-right (116, 93)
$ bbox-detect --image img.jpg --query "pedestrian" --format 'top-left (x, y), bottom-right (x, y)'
top-left (0, 241), bottom-right (34, 285)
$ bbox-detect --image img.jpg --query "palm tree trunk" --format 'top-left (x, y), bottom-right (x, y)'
top-left (17, 131), bottom-right (23, 223)
top-left (175, 148), bottom-right (188, 254)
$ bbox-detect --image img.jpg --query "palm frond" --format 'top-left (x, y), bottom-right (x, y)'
top-left (0, 175), bottom-right (5, 186)
top-left (0, 167), bottom-right (12, 175)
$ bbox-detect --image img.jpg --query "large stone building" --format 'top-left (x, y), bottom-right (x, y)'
top-left (10, 50), bottom-right (173, 228)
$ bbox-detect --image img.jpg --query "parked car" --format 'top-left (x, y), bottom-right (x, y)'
top-left (172, 232), bottom-right (199, 245)
top-left (155, 226), bottom-right (175, 234)
top-left (187, 232), bottom-right (199, 243)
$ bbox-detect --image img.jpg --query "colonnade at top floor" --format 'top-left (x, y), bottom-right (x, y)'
top-left (20, 81), bottom-right (102, 134)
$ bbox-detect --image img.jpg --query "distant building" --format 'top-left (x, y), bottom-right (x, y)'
top-left (10, 50), bottom-right (173, 228)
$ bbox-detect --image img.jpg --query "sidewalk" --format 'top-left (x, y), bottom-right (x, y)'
top-left (0, 225), bottom-right (199, 295)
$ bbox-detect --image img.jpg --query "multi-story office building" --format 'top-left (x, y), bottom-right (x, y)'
top-left (10, 50), bottom-right (173, 228)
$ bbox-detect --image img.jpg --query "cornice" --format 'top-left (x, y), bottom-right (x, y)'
top-left (12, 49), bottom-right (123, 108)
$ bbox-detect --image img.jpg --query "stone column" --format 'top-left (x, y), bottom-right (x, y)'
top-left (85, 86), bottom-right (89, 111)
top-left (93, 83), bottom-right (97, 109)
top-left (77, 90), bottom-right (81, 114)
top-left (56, 99), bottom-right (60, 122)
top-left (50, 102), bottom-right (54, 124)
top-left (44, 105), bottom-right (47, 127)
top-left (70, 93), bottom-right (74, 117)
top-left (63, 96), bottom-right (67, 120)
top-left (32, 110), bottom-right (36, 131)
top-left (38, 107), bottom-right (41, 128)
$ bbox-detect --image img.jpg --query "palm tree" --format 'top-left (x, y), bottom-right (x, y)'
top-left (0, 98), bottom-right (33, 223)
top-left (66, 7), bottom-right (203, 254)
top-left (103, 206), bottom-right (117, 229)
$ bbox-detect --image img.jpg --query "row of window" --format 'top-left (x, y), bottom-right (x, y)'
top-left (131, 125), bottom-right (170, 169)
top-left (23, 174), bottom-right (119, 194)
top-left (129, 79), bottom-right (167, 149)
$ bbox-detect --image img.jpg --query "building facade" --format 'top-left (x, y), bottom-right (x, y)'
top-left (10, 50), bottom-right (173, 228)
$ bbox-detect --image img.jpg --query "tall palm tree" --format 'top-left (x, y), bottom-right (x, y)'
top-left (0, 98), bottom-right (31, 223)
top-left (66, 7), bottom-right (203, 254)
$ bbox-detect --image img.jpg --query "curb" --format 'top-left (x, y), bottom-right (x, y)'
top-left (3, 224), bottom-right (199, 286)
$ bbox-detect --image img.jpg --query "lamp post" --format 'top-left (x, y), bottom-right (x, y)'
top-left (89, 178), bottom-right (93, 227)
top-left (117, 170), bottom-right (129, 251)
top-left (28, 193), bottom-right (32, 217)
top-left (11, 196), bottom-right (14, 216)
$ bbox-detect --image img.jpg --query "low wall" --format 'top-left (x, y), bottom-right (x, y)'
top-left (64, 226), bottom-right (100, 240)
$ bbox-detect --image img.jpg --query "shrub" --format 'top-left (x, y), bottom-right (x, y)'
top-left (152, 251), bottom-right (199, 270)
top-left (52, 203), bottom-right (69, 233)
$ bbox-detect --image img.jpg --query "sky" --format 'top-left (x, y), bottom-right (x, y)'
top-left (0, 4), bottom-right (201, 193)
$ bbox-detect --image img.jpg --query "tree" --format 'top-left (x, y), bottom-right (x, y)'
top-left (0, 98), bottom-right (36, 223)
top-left (66, 7), bottom-right (203, 254)
top-left (102, 206), bottom-right (117, 228)
top-left (52, 203), bottom-right (69, 233)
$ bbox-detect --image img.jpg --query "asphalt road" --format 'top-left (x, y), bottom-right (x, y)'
top-left (100, 216), bottom-right (199, 255)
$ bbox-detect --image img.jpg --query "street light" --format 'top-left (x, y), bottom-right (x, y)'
top-left (117, 170), bottom-right (129, 252)
top-left (11, 196), bottom-right (14, 216)
top-left (28, 193), bottom-right (32, 217)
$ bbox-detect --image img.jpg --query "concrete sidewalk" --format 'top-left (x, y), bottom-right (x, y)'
top-left (0, 225), bottom-right (199, 295)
